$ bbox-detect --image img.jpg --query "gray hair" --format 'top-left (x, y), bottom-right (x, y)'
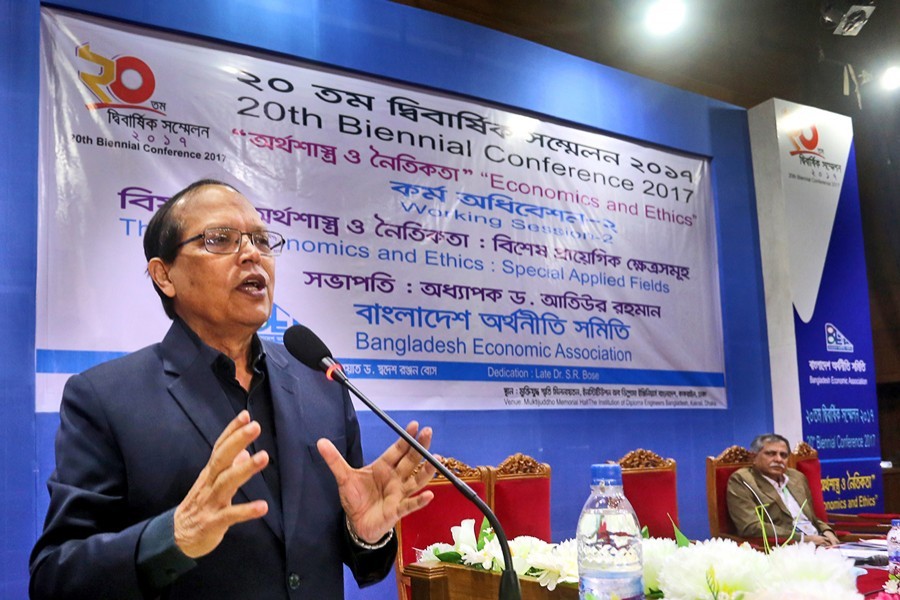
top-left (749, 433), bottom-right (790, 453)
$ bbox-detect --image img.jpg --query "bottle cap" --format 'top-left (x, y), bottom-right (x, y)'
top-left (591, 463), bottom-right (623, 486)
top-left (892, 519), bottom-right (900, 528)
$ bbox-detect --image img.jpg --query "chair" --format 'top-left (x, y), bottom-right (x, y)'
top-left (619, 449), bottom-right (679, 538)
top-left (705, 445), bottom-right (754, 540)
top-left (394, 456), bottom-right (492, 600)
top-left (788, 442), bottom-right (831, 523)
top-left (790, 441), bottom-right (891, 535)
top-left (488, 453), bottom-right (552, 541)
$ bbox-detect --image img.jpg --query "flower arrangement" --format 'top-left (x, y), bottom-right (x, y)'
top-left (417, 518), bottom-right (866, 599)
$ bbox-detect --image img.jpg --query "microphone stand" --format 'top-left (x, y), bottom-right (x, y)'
top-left (326, 362), bottom-right (522, 600)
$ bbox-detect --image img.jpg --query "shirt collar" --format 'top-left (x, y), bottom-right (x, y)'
top-left (174, 316), bottom-right (267, 372)
top-left (760, 471), bottom-right (790, 490)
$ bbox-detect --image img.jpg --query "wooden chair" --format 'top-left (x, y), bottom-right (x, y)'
top-left (619, 449), bottom-right (679, 538)
top-left (790, 441), bottom-right (891, 535)
top-left (395, 456), bottom-right (492, 600)
top-left (706, 445), bottom-right (753, 540)
top-left (488, 453), bottom-right (552, 541)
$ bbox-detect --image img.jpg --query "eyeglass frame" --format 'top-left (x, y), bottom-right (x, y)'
top-left (175, 227), bottom-right (286, 256)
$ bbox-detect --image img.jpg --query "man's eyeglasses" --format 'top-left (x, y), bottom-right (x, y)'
top-left (176, 227), bottom-right (286, 256)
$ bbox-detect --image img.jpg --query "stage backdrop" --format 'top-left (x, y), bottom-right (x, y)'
top-left (11, 1), bottom-right (770, 598)
top-left (38, 8), bottom-right (725, 415)
top-left (751, 99), bottom-right (882, 512)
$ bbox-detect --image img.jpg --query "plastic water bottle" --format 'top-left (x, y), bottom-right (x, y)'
top-left (577, 464), bottom-right (644, 600)
top-left (888, 519), bottom-right (900, 576)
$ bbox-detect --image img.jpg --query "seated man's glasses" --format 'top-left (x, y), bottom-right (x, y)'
top-left (176, 227), bottom-right (286, 257)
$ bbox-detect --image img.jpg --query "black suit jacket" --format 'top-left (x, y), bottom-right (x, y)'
top-left (30, 321), bottom-right (395, 599)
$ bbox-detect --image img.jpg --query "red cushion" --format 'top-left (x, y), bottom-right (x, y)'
top-left (493, 477), bottom-right (552, 541)
top-left (622, 469), bottom-right (678, 538)
top-left (793, 458), bottom-right (828, 522)
top-left (397, 480), bottom-right (488, 568)
top-left (716, 465), bottom-right (745, 534)
top-left (859, 513), bottom-right (900, 520)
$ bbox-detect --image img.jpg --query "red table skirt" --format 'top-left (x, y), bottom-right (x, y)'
top-left (858, 568), bottom-right (890, 597)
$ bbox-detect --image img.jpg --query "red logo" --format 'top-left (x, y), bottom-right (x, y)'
top-left (77, 43), bottom-right (162, 113)
top-left (787, 126), bottom-right (824, 158)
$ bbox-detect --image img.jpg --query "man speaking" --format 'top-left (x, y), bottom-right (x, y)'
top-left (30, 179), bottom-right (437, 598)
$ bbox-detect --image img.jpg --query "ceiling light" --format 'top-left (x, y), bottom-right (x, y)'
top-left (645, 0), bottom-right (686, 36)
top-left (881, 66), bottom-right (900, 91)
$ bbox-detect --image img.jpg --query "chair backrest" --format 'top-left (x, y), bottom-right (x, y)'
top-left (619, 449), bottom-right (678, 538)
top-left (706, 445), bottom-right (753, 538)
top-left (788, 441), bottom-right (829, 522)
top-left (489, 453), bottom-right (552, 541)
top-left (395, 457), bottom-right (491, 600)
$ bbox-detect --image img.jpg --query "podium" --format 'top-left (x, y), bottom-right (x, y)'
top-left (403, 562), bottom-right (577, 600)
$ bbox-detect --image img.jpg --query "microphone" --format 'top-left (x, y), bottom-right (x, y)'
top-left (854, 554), bottom-right (888, 566)
top-left (284, 324), bottom-right (522, 600)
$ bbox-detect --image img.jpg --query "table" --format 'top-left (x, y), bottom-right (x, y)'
top-left (404, 560), bottom-right (890, 599)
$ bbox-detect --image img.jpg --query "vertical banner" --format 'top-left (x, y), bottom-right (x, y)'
top-left (751, 99), bottom-right (882, 512)
top-left (38, 8), bottom-right (725, 413)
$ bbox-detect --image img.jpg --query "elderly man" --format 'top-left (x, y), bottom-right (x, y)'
top-left (30, 179), bottom-right (437, 599)
top-left (726, 433), bottom-right (838, 547)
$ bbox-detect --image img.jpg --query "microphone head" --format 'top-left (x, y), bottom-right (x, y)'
top-left (283, 324), bottom-right (333, 371)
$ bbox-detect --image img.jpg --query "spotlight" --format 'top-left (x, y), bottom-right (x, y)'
top-left (645, 0), bottom-right (686, 36)
top-left (882, 66), bottom-right (900, 91)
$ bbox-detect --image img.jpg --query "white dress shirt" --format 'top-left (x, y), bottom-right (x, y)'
top-left (761, 473), bottom-right (819, 536)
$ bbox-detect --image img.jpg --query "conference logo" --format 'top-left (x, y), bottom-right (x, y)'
top-left (825, 322), bottom-right (854, 353)
top-left (258, 304), bottom-right (300, 343)
top-left (787, 125), bottom-right (824, 158)
top-left (76, 43), bottom-right (165, 114)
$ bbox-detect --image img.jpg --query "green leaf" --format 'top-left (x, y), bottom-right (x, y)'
top-left (476, 516), bottom-right (493, 551)
top-left (646, 589), bottom-right (665, 599)
top-left (754, 505), bottom-right (771, 554)
top-left (706, 565), bottom-right (720, 600)
top-left (641, 525), bottom-right (650, 539)
top-left (669, 514), bottom-right (691, 547)
top-left (435, 551), bottom-right (463, 563)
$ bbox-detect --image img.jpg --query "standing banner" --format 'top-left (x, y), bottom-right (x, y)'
top-left (750, 98), bottom-right (882, 512)
top-left (38, 8), bottom-right (725, 412)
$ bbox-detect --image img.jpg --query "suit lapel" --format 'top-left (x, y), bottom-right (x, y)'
top-left (750, 470), bottom-right (790, 519)
top-left (265, 343), bottom-right (308, 545)
top-left (161, 322), bottom-right (283, 540)
top-left (785, 473), bottom-right (816, 522)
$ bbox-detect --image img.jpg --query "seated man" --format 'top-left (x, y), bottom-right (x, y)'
top-left (726, 433), bottom-right (838, 546)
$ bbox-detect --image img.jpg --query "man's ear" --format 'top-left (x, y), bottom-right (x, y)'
top-left (147, 258), bottom-right (176, 299)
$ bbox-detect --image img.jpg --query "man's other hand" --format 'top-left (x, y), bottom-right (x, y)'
top-left (317, 421), bottom-right (437, 544)
top-left (174, 410), bottom-right (269, 558)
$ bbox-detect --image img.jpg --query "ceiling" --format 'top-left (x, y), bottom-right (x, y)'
top-left (391, 0), bottom-right (898, 110)
top-left (393, 0), bottom-right (900, 383)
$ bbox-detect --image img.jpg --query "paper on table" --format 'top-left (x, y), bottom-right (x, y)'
top-left (838, 547), bottom-right (886, 559)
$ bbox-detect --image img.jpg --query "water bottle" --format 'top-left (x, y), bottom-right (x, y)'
top-left (577, 464), bottom-right (644, 600)
top-left (888, 519), bottom-right (900, 576)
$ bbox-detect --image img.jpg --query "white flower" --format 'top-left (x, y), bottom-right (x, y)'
top-left (526, 538), bottom-right (579, 591)
top-left (744, 581), bottom-right (862, 600)
top-left (450, 519), bottom-right (478, 549)
top-left (442, 519), bottom-right (491, 570)
top-left (657, 538), bottom-right (767, 600)
top-left (415, 542), bottom-right (455, 564)
top-left (642, 537), bottom-right (677, 594)
top-left (459, 541), bottom-right (496, 571)
top-left (508, 536), bottom-right (553, 576)
top-left (509, 535), bottom-right (553, 561)
top-left (758, 543), bottom-right (858, 592)
top-left (885, 578), bottom-right (900, 594)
